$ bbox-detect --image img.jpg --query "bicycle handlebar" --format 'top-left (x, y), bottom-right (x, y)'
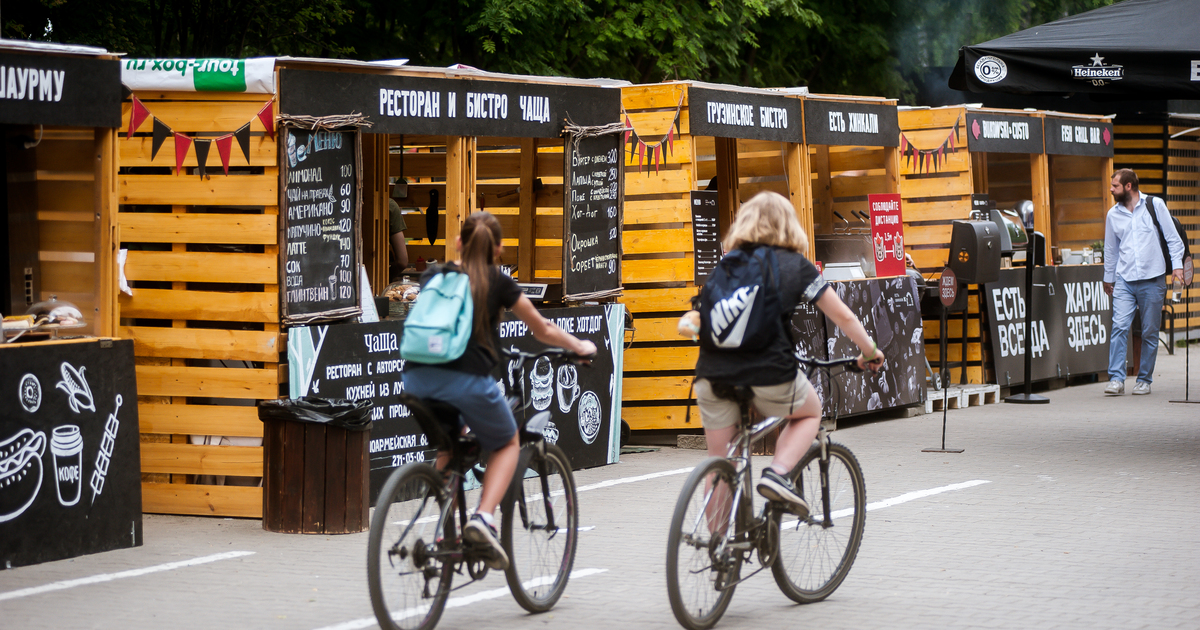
top-left (501, 347), bottom-right (595, 366)
top-left (797, 354), bottom-right (884, 375)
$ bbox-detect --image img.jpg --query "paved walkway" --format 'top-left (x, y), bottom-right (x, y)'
top-left (2, 346), bottom-right (1198, 630)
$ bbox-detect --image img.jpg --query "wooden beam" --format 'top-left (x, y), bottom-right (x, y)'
top-left (95, 127), bottom-right (118, 337)
top-left (518, 138), bottom-right (536, 280)
top-left (784, 142), bottom-right (813, 256)
top-left (811, 145), bottom-right (832, 235)
top-left (1031, 151), bottom-right (1052, 263)
top-left (444, 136), bottom-right (476, 261)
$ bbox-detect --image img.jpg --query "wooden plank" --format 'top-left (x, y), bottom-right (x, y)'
top-left (623, 256), bottom-right (694, 284)
top-left (621, 287), bottom-right (697, 313)
top-left (898, 107), bottom-right (967, 130)
top-left (622, 83), bottom-right (690, 110)
top-left (118, 212), bottom-right (278, 245)
top-left (828, 148), bottom-right (888, 173)
top-left (624, 228), bottom-right (693, 255)
top-left (124, 251), bottom-right (276, 284)
top-left (302, 423), bottom-right (326, 532)
top-left (119, 288), bottom-right (277, 322)
top-left (924, 318), bottom-right (983, 338)
top-left (624, 168), bottom-right (692, 195)
top-left (323, 426), bottom-right (349, 533)
top-left (623, 375), bottom-right (694, 401)
top-left (900, 172), bottom-right (973, 199)
top-left (830, 174), bottom-right (889, 198)
top-left (1050, 156), bottom-right (1107, 180)
top-left (121, 326), bottom-right (280, 362)
top-left (135, 364), bottom-right (279, 399)
top-left (39, 220), bottom-right (95, 252)
top-left (623, 405), bottom-right (702, 431)
top-left (905, 223), bottom-right (954, 247)
top-left (1052, 179), bottom-right (1106, 201)
top-left (36, 180), bottom-right (92, 213)
top-left (140, 442), bottom-right (263, 476)
top-left (121, 136), bottom-right (276, 167)
top-left (624, 346), bottom-right (697, 372)
top-left (120, 174), bottom-right (278, 206)
top-left (910, 248), bottom-right (950, 272)
top-left (142, 482), bottom-right (262, 517)
top-left (630, 317), bottom-right (689, 342)
top-left (624, 109), bottom-right (691, 140)
top-left (903, 199), bottom-right (970, 223)
top-left (139, 403), bottom-right (264, 438)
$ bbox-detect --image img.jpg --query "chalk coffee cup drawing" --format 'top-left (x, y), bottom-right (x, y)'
top-left (51, 425), bottom-right (83, 507)
top-left (530, 356), bottom-right (553, 411)
top-left (287, 132), bottom-right (298, 168)
top-left (556, 364), bottom-right (579, 413)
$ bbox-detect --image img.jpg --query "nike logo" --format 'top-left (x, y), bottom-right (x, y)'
top-left (709, 285), bottom-right (759, 348)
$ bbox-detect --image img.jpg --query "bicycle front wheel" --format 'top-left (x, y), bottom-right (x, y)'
top-left (502, 442), bottom-right (579, 613)
top-left (771, 441), bottom-right (866, 603)
top-left (666, 457), bottom-right (743, 630)
top-left (368, 463), bottom-right (453, 630)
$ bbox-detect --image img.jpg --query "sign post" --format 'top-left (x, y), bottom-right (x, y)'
top-left (1005, 212), bottom-right (1050, 405)
top-left (924, 268), bottom-right (964, 454)
top-left (1171, 257), bottom-right (1197, 404)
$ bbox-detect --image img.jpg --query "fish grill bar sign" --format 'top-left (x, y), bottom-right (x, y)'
top-left (965, 112), bottom-right (1044, 154)
top-left (1043, 117), bottom-right (1114, 157)
top-left (0, 339), bottom-right (142, 569)
top-left (563, 134), bottom-right (623, 298)
top-left (287, 305), bottom-right (624, 503)
top-left (803, 99), bottom-right (900, 147)
top-left (281, 127), bottom-right (361, 324)
top-left (983, 265), bottom-right (1110, 385)
top-left (690, 190), bottom-right (722, 284)
top-left (0, 51), bottom-right (121, 128)
top-left (278, 68), bottom-right (620, 137)
top-left (686, 86), bottom-right (801, 143)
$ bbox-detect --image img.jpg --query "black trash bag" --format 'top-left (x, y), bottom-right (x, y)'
top-left (257, 397), bottom-right (374, 432)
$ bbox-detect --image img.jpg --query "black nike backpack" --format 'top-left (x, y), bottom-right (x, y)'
top-left (696, 246), bottom-right (786, 352)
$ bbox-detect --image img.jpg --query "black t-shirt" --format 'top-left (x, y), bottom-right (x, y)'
top-left (695, 246), bottom-right (829, 386)
top-left (411, 264), bottom-right (522, 376)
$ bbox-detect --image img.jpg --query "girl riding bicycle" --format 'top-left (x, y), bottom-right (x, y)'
top-left (679, 191), bottom-right (884, 517)
top-left (402, 211), bottom-right (596, 570)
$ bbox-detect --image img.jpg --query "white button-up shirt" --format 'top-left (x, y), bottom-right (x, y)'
top-left (1103, 193), bottom-right (1185, 283)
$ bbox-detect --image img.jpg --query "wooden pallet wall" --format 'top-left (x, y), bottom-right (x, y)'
top-left (1167, 120), bottom-right (1200, 325)
top-left (118, 91), bottom-right (280, 518)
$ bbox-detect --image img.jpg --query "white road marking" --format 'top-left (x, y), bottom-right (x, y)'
top-left (0, 551), bottom-right (255, 602)
top-left (575, 467), bottom-right (694, 494)
top-left (315, 568), bottom-right (608, 630)
top-left (781, 479), bottom-right (992, 528)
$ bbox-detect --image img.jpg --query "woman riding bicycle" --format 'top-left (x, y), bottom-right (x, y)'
top-left (680, 191), bottom-right (883, 517)
top-left (402, 211), bottom-right (596, 570)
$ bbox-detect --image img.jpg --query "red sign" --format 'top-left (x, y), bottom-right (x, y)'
top-left (939, 267), bottom-right (958, 307)
top-left (868, 193), bottom-right (905, 278)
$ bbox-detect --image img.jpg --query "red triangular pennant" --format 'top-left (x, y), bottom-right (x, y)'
top-left (623, 115), bottom-right (632, 147)
top-left (900, 135), bottom-right (907, 153)
top-left (173, 133), bottom-right (192, 175)
top-left (234, 123), bottom-right (252, 164)
top-left (151, 117), bottom-right (171, 161)
top-left (215, 135), bottom-right (234, 175)
top-left (654, 145), bottom-right (660, 174)
top-left (256, 101), bottom-right (275, 140)
top-left (127, 96), bottom-right (150, 139)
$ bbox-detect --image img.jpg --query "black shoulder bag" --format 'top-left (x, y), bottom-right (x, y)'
top-left (1144, 195), bottom-right (1192, 271)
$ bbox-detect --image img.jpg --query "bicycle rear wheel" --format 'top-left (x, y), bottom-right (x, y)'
top-left (368, 463), bottom-right (454, 630)
top-left (502, 443), bottom-right (579, 613)
top-left (771, 441), bottom-right (866, 603)
top-left (666, 457), bottom-right (743, 630)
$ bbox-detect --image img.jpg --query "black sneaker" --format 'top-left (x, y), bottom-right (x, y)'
top-left (464, 514), bottom-right (509, 570)
top-left (757, 468), bottom-right (810, 519)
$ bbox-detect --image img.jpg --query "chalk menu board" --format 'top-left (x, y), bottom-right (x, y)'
top-left (563, 134), bottom-right (623, 299)
top-left (281, 127), bottom-right (361, 324)
top-left (691, 190), bottom-right (722, 284)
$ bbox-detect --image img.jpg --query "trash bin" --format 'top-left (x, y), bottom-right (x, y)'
top-left (258, 397), bottom-right (374, 534)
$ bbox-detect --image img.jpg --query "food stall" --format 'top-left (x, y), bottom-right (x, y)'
top-left (1, 40), bottom-right (141, 568)
top-left (117, 59), bottom-right (627, 517)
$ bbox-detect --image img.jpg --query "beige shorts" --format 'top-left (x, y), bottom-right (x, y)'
top-left (694, 372), bottom-right (813, 430)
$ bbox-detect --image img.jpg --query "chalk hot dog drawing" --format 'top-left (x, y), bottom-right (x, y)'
top-left (0, 427), bottom-right (47, 523)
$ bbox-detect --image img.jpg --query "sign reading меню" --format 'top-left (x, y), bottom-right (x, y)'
top-left (562, 134), bottom-right (623, 298)
top-left (281, 127), bottom-right (361, 324)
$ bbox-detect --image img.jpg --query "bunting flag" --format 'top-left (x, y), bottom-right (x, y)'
top-left (123, 98), bottom-right (272, 177)
top-left (620, 90), bottom-right (685, 176)
top-left (215, 135), bottom-right (234, 175)
top-left (193, 139), bottom-right (211, 179)
top-left (151, 118), bottom-right (170, 161)
top-left (127, 96), bottom-right (150, 139)
top-left (173, 133), bottom-right (193, 175)
top-left (898, 115), bottom-right (962, 175)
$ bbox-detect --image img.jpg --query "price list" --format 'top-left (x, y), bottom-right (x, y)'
top-left (563, 134), bottom-right (623, 298)
top-left (690, 190), bottom-right (722, 284)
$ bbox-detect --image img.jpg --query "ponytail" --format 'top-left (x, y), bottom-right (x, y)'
top-left (459, 212), bottom-right (502, 355)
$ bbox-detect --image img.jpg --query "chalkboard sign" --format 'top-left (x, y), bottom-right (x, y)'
top-left (281, 126), bottom-right (361, 324)
top-left (965, 112), bottom-right (1044, 154)
top-left (0, 339), bottom-right (142, 569)
top-left (691, 190), bottom-right (722, 284)
top-left (563, 134), bottom-right (623, 299)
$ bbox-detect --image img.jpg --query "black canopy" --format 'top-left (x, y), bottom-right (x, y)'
top-left (949, 0), bottom-right (1200, 99)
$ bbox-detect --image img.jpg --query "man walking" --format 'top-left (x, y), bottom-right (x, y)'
top-left (1103, 169), bottom-right (1186, 395)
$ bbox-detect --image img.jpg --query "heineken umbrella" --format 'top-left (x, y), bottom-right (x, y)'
top-left (949, 0), bottom-right (1200, 99)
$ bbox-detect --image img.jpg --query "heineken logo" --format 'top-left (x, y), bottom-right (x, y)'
top-left (1072, 54), bottom-right (1124, 85)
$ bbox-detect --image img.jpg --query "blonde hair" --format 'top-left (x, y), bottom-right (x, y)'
top-left (722, 191), bottom-right (809, 255)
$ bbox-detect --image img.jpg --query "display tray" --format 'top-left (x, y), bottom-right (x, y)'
top-left (4, 322), bottom-right (87, 343)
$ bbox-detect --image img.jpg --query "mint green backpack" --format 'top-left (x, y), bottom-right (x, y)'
top-left (400, 267), bottom-right (474, 364)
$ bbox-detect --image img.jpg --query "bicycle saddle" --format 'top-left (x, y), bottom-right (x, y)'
top-left (710, 382), bottom-right (756, 406)
top-left (398, 393), bottom-right (462, 453)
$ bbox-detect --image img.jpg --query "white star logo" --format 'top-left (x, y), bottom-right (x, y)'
top-left (1090, 53), bottom-right (1105, 66)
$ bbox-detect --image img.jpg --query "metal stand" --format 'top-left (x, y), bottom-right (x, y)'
top-left (1171, 281), bottom-right (1198, 404)
top-left (924, 303), bottom-right (964, 453)
top-left (1006, 234), bottom-right (1049, 405)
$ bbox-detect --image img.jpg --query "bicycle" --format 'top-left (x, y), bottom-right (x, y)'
top-left (367, 348), bottom-right (590, 630)
top-left (666, 355), bottom-right (871, 630)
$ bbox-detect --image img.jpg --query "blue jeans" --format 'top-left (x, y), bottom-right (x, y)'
top-left (1108, 276), bottom-right (1165, 384)
top-left (402, 366), bottom-right (516, 452)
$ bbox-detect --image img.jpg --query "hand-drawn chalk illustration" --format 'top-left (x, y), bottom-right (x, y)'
top-left (50, 425), bottom-right (83, 507)
top-left (530, 356), bottom-right (553, 411)
top-left (0, 427), bottom-right (47, 522)
top-left (90, 394), bottom-right (122, 505)
top-left (19, 374), bottom-right (41, 413)
top-left (55, 362), bottom-right (95, 414)
top-left (577, 391), bottom-right (602, 445)
top-left (556, 364), bottom-right (579, 413)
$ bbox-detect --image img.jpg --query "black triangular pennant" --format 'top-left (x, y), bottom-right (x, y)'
top-left (193, 139), bottom-right (211, 179)
top-left (151, 118), bottom-right (171, 161)
top-left (234, 123), bottom-right (252, 164)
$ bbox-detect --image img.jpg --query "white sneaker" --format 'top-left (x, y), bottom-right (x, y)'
top-left (1103, 380), bottom-right (1124, 395)
top-left (1132, 382), bottom-right (1151, 395)
top-left (464, 514), bottom-right (509, 570)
